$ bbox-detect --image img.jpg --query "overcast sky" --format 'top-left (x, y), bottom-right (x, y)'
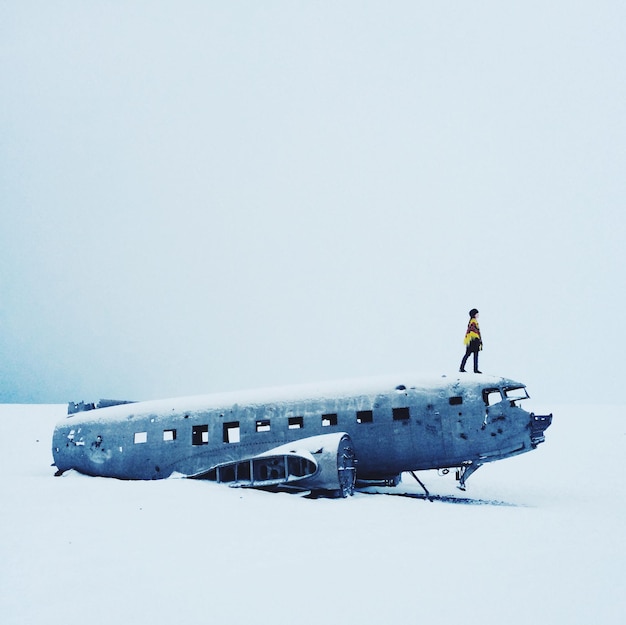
top-left (1, 2), bottom-right (624, 405)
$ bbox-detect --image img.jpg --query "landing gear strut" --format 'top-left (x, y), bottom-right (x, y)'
top-left (456, 461), bottom-right (482, 490)
top-left (408, 471), bottom-right (433, 501)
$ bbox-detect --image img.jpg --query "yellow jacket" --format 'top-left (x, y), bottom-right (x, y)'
top-left (463, 318), bottom-right (481, 346)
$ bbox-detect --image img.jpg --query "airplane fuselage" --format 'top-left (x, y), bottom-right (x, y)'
top-left (52, 373), bottom-right (552, 493)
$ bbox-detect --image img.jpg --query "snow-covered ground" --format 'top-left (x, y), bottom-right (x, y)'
top-left (1, 402), bottom-right (624, 625)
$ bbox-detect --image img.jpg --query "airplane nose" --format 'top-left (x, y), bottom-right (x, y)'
top-left (529, 413), bottom-right (552, 447)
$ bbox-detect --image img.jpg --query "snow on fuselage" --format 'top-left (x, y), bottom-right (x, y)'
top-left (52, 372), bottom-right (551, 490)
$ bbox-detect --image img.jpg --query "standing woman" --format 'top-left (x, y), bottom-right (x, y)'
top-left (460, 308), bottom-right (482, 373)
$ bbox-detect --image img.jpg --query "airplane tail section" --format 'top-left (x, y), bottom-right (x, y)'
top-left (67, 399), bottom-right (137, 415)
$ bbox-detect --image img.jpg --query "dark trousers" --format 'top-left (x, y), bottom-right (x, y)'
top-left (460, 339), bottom-right (480, 372)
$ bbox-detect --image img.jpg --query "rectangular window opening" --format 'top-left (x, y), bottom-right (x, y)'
top-left (483, 389), bottom-right (503, 406)
top-left (163, 429), bottom-right (177, 441)
top-left (236, 461), bottom-right (251, 482)
top-left (256, 419), bottom-right (271, 433)
top-left (504, 386), bottom-right (529, 403)
top-left (449, 396), bottom-right (463, 406)
top-left (322, 413), bottom-right (338, 427)
top-left (356, 410), bottom-right (374, 424)
top-left (134, 432), bottom-right (148, 444)
top-left (392, 407), bottom-right (410, 421)
top-left (219, 465), bottom-right (236, 483)
top-left (288, 416), bottom-right (304, 429)
top-left (223, 421), bottom-right (240, 444)
top-left (192, 424), bottom-right (209, 446)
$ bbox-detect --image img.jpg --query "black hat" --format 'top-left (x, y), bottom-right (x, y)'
top-left (469, 308), bottom-right (479, 317)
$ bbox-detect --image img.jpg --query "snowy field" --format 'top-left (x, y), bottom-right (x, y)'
top-left (1, 402), bottom-right (624, 625)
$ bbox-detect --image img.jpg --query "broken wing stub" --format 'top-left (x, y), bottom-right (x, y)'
top-left (190, 432), bottom-right (357, 497)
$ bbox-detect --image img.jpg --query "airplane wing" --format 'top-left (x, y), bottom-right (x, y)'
top-left (189, 432), bottom-right (356, 497)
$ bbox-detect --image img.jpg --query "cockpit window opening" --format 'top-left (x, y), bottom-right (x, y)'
top-left (223, 421), bottom-right (240, 444)
top-left (356, 410), bottom-right (374, 424)
top-left (482, 389), bottom-right (502, 406)
top-left (504, 386), bottom-right (529, 405)
top-left (322, 413), bottom-right (338, 427)
top-left (256, 419), bottom-right (271, 432)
